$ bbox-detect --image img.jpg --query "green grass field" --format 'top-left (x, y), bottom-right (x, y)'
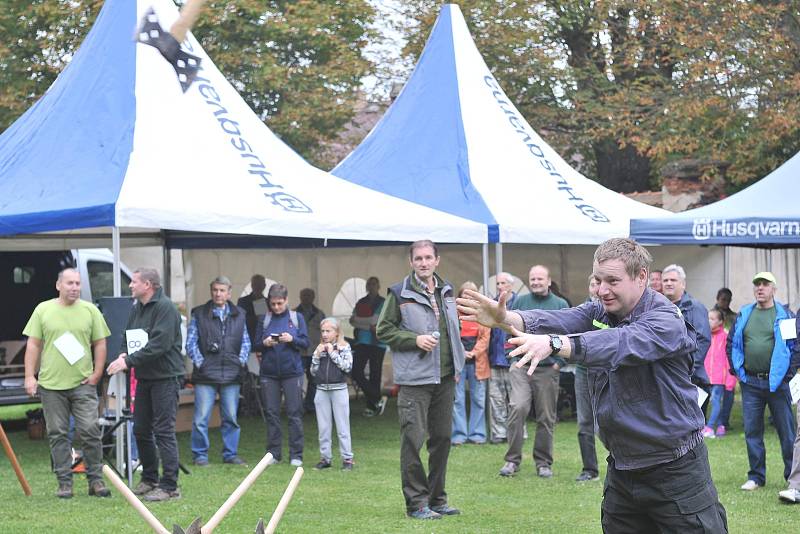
top-left (1, 396), bottom-right (797, 533)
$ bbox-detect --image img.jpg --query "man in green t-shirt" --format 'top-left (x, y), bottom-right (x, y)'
top-left (23, 268), bottom-right (112, 499)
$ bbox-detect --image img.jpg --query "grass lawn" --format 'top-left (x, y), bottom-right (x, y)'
top-left (1, 395), bottom-right (797, 533)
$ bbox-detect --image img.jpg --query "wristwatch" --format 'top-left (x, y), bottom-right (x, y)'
top-left (548, 334), bottom-right (562, 355)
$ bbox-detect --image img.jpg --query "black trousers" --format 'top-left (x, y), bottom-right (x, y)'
top-left (133, 378), bottom-right (181, 491)
top-left (601, 441), bottom-right (727, 533)
top-left (351, 344), bottom-right (386, 408)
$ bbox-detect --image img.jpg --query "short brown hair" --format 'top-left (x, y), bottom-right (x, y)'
top-left (134, 267), bottom-right (161, 289)
top-left (593, 238), bottom-right (652, 279)
top-left (409, 239), bottom-right (438, 259)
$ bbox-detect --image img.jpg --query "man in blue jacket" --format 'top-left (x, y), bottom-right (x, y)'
top-left (458, 238), bottom-right (727, 532)
top-left (255, 283), bottom-right (309, 467)
top-left (726, 271), bottom-right (797, 491)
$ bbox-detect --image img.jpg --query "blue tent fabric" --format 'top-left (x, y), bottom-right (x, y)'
top-left (630, 152), bottom-right (800, 245)
top-left (332, 6), bottom-right (497, 234)
top-left (0, 0), bottom-right (136, 235)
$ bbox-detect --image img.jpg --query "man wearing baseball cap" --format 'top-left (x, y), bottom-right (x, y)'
top-left (727, 272), bottom-right (798, 491)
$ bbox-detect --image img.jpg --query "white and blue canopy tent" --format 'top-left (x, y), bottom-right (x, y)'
top-left (630, 152), bottom-right (800, 246)
top-left (0, 0), bottom-right (486, 251)
top-left (333, 3), bottom-right (668, 284)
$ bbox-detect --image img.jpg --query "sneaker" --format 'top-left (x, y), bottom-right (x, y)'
top-left (575, 471), bottom-right (600, 482)
top-left (132, 480), bottom-right (157, 496)
top-left (290, 458), bottom-right (303, 467)
top-left (223, 457), bottom-right (246, 465)
top-left (499, 461), bottom-right (519, 477)
top-left (143, 487), bottom-right (181, 502)
top-left (193, 458), bottom-right (209, 466)
top-left (88, 480), bottom-right (111, 498)
top-left (701, 426), bottom-right (715, 439)
top-left (430, 504), bottom-right (460, 516)
top-left (362, 407), bottom-right (378, 417)
top-left (741, 479), bottom-right (762, 491)
top-left (266, 456), bottom-right (280, 466)
top-left (778, 488), bottom-right (800, 503)
top-left (538, 466), bottom-right (553, 478)
top-left (56, 482), bottom-right (73, 499)
top-left (407, 506), bottom-right (442, 520)
top-left (377, 395), bottom-right (388, 416)
top-left (715, 425), bottom-right (727, 437)
top-left (341, 459), bottom-right (354, 471)
top-left (314, 459), bottom-right (332, 470)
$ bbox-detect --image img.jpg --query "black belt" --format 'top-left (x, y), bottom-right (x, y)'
top-left (745, 371), bottom-right (770, 380)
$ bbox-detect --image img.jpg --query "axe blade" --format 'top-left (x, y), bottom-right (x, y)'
top-left (136, 7), bottom-right (202, 92)
top-left (254, 518), bottom-right (266, 534)
top-left (173, 517), bottom-right (202, 534)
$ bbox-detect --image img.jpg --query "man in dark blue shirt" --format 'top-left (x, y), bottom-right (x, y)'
top-left (458, 238), bottom-right (727, 533)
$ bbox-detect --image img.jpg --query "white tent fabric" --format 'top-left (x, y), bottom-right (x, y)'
top-left (0, 0), bottom-right (485, 244)
top-left (333, 4), bottom-right (668, 244)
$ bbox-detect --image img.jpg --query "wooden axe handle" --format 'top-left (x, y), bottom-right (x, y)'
top-left (0, 422), bottom-right (32, 496)
top-left (103, 465), bottom-right (170, 534)
top-left (265, 467), bottom-right (304, 534)
top-left (170, 0), bottom-right (208, 43)
top-left (200, 453), bottom-right (274, 534)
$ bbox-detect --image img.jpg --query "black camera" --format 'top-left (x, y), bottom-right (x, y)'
top-left (208, 342), bottom-right (220, 353)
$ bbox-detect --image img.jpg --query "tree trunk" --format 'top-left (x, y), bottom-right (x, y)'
top-left (592, 138), bottom-right (653, 193)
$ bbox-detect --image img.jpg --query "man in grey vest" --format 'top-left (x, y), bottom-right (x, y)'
top-left (187, 276), bottom-right (250, 466)
top-left (377, 240), bottom-right (465, 520)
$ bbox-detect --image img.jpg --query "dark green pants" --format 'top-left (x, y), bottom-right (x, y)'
top-left (397, 376), bottom-right (455, 512)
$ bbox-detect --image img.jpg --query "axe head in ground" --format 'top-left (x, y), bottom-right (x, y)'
top-left (172, 517), bottom-right (202, 534)
top-left (254, 518), bottom-right (265, 534)
top-left (136, 7), bottom-right (202, 92)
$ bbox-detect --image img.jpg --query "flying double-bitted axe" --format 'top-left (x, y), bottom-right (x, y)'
top-left (103, 452), bottom-right (305, 534)
top-left (136, 0), bottom-right (207, 92)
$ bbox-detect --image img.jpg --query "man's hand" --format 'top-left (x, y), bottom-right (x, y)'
top-left (457, 289), bottom-right (507, 328)
top-left (507, 327), bottom-right (554, 376)
top-left (25, 376), bottom-right (38, 397)
top-left (107, 354), bottom-right (128, 375)
top-left (82, 373), bottom-right (102, 386)
top-left (416, 334), bottom-right (439, 352)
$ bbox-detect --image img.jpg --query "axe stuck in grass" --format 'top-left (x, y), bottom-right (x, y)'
top-left (136, 0), bottom-right (208, 92)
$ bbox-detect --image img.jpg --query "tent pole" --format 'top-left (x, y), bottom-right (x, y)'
top-left (495, 243), bottom-right (503, 277)
top-left (723, 247), bottom-right (729, 289)
top-left (482, 244), bottom-right (489, 296)
top-left (112, 228), bottom-right (128, 482)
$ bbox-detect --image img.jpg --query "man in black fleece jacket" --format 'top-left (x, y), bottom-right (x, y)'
top-left (108, 267), bottom-right (184, 502)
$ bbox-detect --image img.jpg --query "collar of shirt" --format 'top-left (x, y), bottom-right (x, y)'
top-left (412, 272), bottom-right (441, 295)
top-left (212, 303), bottom-right (230, 322)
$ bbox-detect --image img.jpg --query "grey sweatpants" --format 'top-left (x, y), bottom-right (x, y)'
top-left (314, 387), bottom-right (353, 461)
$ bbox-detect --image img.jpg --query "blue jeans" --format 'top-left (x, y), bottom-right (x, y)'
top-left (740, 377), bottom-right (797, 485)
top-left (191, 383), bottom-right (241, 462)
top-left (721, 388), bottom-right (735, 428)
top-left (451, 363), bottom-right (486, 443)
top-left (706, 385), bottom-right (725, 429)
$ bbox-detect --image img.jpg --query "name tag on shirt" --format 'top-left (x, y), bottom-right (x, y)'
top-left (779, 318), bottom-right (797, 340)
top-left (53, 332), bottom-right (85, 365)
top-left (790, 374), bottom-right (800, 405)
top-left (126, 329), bottom-right (149, 354)
top-left (697, 386), bottom-right (709, 408)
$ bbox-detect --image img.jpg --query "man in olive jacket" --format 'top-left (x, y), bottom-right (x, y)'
top-left (377, 240), bottom-right (465, 521)
top-left (108, 268), bottom-right (184, 502)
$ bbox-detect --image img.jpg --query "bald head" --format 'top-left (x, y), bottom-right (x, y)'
top-left (528, 265), bottom-right (551, 297)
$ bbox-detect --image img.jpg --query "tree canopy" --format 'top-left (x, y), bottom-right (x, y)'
top-left (395, 0), bottom-right (800, 192)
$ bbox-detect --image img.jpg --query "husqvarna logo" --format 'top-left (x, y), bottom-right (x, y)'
top-left (692, 218), bottom-right (712, 240)
top-left (268, 192), bottom-right (312, 213)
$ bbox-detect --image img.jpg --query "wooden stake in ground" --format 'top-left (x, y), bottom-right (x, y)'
top-left (0, 422), bottom-right (32, 496)
top-left (200, 452), bottom-right (274, 534)
top-left (102, 464), bottom-right (170, 534)
top-left (261, 467), bottom-right (304, 534)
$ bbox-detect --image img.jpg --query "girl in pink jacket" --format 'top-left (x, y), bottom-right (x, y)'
top-left (703, 309), bottom-right (737, 437)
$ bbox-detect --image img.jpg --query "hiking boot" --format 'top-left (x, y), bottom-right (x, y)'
top-left (575, 471), bottom-right (600, 482)
top-left (430, 504), bottom-right (460, 516)
top-left (193, 458), bottom-right (209, 466)
top-left (223, 457), bottom-right (246, 465)
top-left (132, 480), bottom-right (157, 496)
top-left (56, 482), bottom-right (73, 499)
top-left (537, 466), bottom-right (553, 478)
top-left (143, 487), bottom-right (181, 502)
top-left (314, 459), bottom-right (332, 470)
top-left (407, 506), bottom-right (442, 520)
top-left (363, 406), bottom-right (378, 417)
top-left (88, 480), bottom-right (111, 497)
top-left (499, 461), bottom-right (519, 477)
top-left (341, 459), bottom-right (354, 471)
